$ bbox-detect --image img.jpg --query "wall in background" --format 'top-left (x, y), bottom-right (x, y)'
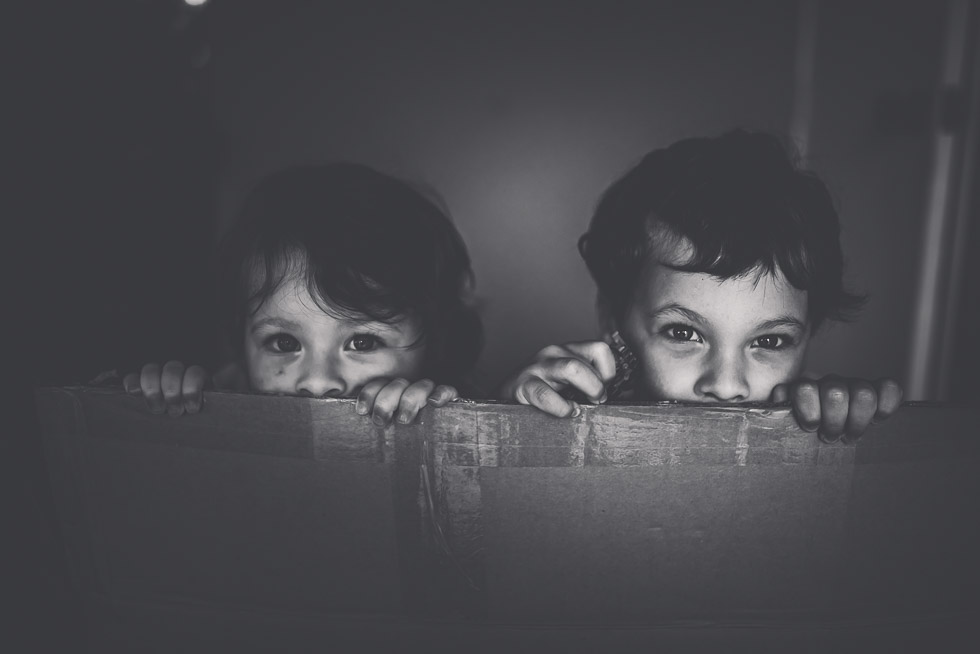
top-left (803, 0), bottom-right (947, 386)
top-left (208, 0), bottom-right (956, 396)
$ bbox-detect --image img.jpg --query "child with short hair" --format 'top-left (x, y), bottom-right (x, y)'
top-left (125, 163), bottom-right (482, 428)
top-left (498, 130), bottom-right (902, 443)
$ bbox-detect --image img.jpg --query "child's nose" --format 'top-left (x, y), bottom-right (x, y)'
top-left (694, 350), bottom-right (749, 402)
top-left (295, 356), bottom-right (347, 398)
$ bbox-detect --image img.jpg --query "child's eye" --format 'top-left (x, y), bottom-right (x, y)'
top-left (347, 334), bottom-right (382, 352)
top-left (264, 333), bottom-right (301, 353)
top-left (752, 334), bottom-right (792, 350)
top-left (662, 324), bottom-right (702, 343)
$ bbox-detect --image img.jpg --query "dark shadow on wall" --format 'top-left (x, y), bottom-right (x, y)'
top-left (18, 0), bottom-right (219, 385)
top-left (9, 2), bottom-right (219, 650)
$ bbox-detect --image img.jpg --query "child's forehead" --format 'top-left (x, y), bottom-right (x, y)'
top-left (249, 273), bottom-right (344, 321)
top-left (242, 254), bottom-right (350, 321)
top-left (243, 249), bottom-right (386, 294)
top-left (247, 277), bottom-right (413, 330)
top-left (634, 256), bottom-right (810, 326)
top-left (243, 255), bottom-right (412, 328)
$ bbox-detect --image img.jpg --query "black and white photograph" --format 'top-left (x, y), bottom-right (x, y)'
top-left (8, 1), bottom-right (979, 651)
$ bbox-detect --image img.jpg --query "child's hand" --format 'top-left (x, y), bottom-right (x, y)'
top-left (771, 376), bottom-right (903, 443)
top-left (496, 341), bottom-right (617, 417)
top-left (354, 378), bottom-right (458, 428)
top-left (122, 361), bottom-right (209, 417)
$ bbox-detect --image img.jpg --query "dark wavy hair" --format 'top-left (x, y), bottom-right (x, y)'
top-left (578, 129), bottom-right (865, 329)
top-left (216, 163), bottom-right (482, 386)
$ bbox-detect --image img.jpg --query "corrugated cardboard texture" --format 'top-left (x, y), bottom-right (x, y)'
top-left (34, 388), bottom-right (980, 651)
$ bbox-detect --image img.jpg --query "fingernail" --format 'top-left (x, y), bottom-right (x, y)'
top-left (166, 405), bottom-right (183, 418)
top-left (396, 412), bottom-right (410, 424)
top-left (570, 402), bottom-right (582, 418)
top-left (373, 414), bottom-right (387, 427)
top-left (355, 402), bottom-right (368, 415)
top-left (427, 396), bottom-right (440, 405)
top-left (817, 430), bottom-right (840, 444)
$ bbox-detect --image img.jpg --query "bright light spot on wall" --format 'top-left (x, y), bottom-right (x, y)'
top-left (183, 0), bottom-right (208, 7)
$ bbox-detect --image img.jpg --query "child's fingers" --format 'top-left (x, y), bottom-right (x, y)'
top-left (182, 365), bottom-right (208, 415)
top-left (161, 361), bottom-right (188, 417)
top-left (496, 341), bottom-right (612, 407)
top-left (123, 372), bottom-right (142, 395)
top-left (842, 379), bottom-right (878, 443)
top-left (789, 379), bottom-right (820, 432)
top-left (428, 385), bottom-right (458, 407)
top-left (872, 378), bottom-right (904, 423)
top-left (140, 363), bottom-right (166, 414)
top-left (355, 378), bottom-right (389, 417)
top-left (370, 378), bottom-right (411, 428)
top-left (517, 377), bottom-right (581, 418)
top-left (816, 375), bottom-right (849, 443)
top-left (769, 383), bottom-right (790, 404)
top-left (393, 379), bottom-right (436, 424)
top-left (563, 341), bottom-right (618, 384)
top-left (540, 356), bottom-right (607, 403)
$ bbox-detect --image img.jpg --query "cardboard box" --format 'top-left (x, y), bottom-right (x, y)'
top-left (34, 387), bottom-right (980, 652)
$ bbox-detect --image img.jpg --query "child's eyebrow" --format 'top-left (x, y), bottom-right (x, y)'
top-left (250, 317), bottom-right (302, 333)
top-left (647, 304), bottom-right (706, 325)
top-left (337, 316), bottom-right (404, 331)
top-left (754, 316), bottom-right (808, 332)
